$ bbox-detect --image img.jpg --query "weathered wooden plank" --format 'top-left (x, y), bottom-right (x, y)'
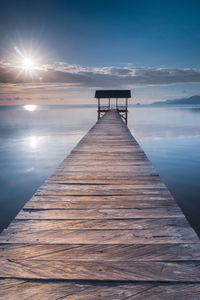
top-left (1, 259), bottom-right (200, 281)
top-left (1, 243), bottom-right (200, 261)
top-left (2, 280), bottom-right (200, 300)
top-left (2, 218), bottom-right (191, 231)
top-left (61, 161), bottom-right (149, 166)
top-left (35, 188), bottom-right (172, 198)
top-left (52, 169), bottom-right (155, 176)
top-left (73, 145), bottom-right (145, 150)
top-left (64, 154), bottom-right (154, 161)
top-left (36, 183), bottom-right (168, 196)
top-left (1, 228), bottom-right (198, 244)
top-left (27, 194), bottom-right (175, 201)
top-left (15, 207), bottom-right (183, 219)
top-left (47, 169), bottom-right (156, 176)
top-left (24, 198), bottom-right (176, 209)
top-left (46, 176), bottom-right (161, 185)
top-left (49, 169), bottom-right (158, 175)
top-left (26, 193), bottom-right (175, 203)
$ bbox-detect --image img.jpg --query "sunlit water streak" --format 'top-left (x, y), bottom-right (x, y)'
top-left (0, 105), bottom-right (200, 236)
top-left (24, 105), bottom-right (37, 111)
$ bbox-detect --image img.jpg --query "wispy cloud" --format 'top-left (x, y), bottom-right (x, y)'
top-left (1, 59), bottom-right (200, 88)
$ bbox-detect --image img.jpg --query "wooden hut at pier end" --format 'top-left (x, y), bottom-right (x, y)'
top-left (95, 89), bottom-right (131, 124)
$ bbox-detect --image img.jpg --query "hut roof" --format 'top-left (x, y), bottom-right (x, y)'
top-left (95, 90), bottom-right (131, 99)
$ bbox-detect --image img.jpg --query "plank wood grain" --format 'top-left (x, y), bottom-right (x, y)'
top-left (1, 243), bottom-right (200, 261)
top-left (1, 259), bottom-right (200, 281)
top-left (1, 280), bottom-right (200, 300)
top-left (15, 207), bottom-right (183, 219)
top-left (24, 198), bottom-right (176, 209)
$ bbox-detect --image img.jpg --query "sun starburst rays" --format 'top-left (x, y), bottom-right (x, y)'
top-left (6, 41), bottom-right (45, 81)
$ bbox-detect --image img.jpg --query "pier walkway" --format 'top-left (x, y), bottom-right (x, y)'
top-left (0, 110), bottom-right (200, 299)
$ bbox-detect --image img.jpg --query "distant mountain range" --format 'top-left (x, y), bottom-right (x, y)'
top-left (151, 95), bottom-right (200, 105)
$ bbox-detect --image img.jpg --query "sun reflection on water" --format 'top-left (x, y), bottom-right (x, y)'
top-left (28, 136), bottom-right (44, 149)
top-left (24, 105), bottom-right (37, 111)
top-left (28, 136), bottom-right (38, 148)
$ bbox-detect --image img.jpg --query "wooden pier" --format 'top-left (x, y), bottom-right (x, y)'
top-left (0, 110), bottom-right (200, 299)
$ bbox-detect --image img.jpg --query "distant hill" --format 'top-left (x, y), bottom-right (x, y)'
top-left (152, 95), bottom-right (200, 106)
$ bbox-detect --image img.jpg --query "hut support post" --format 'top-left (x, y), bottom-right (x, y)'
top-left (125, 98), bottom-right (128, 125)
top-left (98, 98), bottom-right (100, 120)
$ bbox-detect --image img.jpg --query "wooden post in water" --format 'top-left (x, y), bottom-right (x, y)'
top-left (0, 105), bottom-right (200, 298)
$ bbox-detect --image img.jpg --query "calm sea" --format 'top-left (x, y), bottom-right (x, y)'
top-left (0, 105), bottom-right (200, 235)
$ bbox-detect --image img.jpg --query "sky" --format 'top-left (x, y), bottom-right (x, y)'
top-left (1, 0), bottom-right (200, 105)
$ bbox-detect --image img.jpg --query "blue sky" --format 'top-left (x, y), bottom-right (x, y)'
top-left (1, 0), bottom-right (200, 104)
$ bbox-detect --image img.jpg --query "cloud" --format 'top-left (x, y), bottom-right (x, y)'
top-left (1, 59), bottom-right (200, 88)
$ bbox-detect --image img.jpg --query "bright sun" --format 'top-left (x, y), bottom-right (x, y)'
top-left (13, 45), bottom-right (41, 73)
top-left (22, 57), bottom-right (35, 70)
